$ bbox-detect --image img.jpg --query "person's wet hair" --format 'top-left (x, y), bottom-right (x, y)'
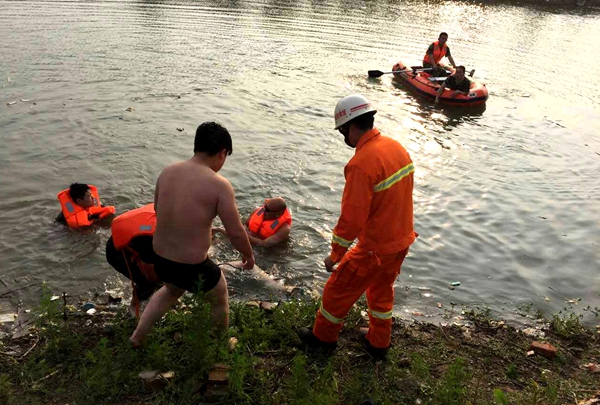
top-left (194, 121), bottom-right (233, 156)
top-left (439, 32), bottom-right (448, 38)
top-left (69, 183), bottom-right (90, 202)
top-left (456, 65), bottom-right (466, 74)
top-left (349, 111), bottom-right (375, 132)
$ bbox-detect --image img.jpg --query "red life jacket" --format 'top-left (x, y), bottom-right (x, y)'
top-left (111, 203), bottom-right (158, 283)
top-left (57, 185), bottom-right (115, 229)
top-left (248, 207), bottom-right (292, 239)
top-left (423, 41), bottom-right (447, 65)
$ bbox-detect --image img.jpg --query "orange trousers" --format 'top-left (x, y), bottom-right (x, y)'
top-left (313, 247), bottom-right (409, 349)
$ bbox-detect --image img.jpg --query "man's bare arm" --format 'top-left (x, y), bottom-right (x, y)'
top-left (153, 177), bottom-right (160, 212)
top-left (216, 179), bottom-right (254, 261)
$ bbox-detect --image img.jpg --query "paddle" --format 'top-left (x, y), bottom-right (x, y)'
top-left (368, 68), bottom-right (432, 78)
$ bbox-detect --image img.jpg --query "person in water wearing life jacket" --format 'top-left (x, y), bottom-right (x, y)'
top-left (213, 197), bottom-right (292, 247)
top-left (105, 203), bottom-right (161, 317)
top-left (56, 183), bottom-right (115, 228)
top-left (435, 66), bottom-right (471, 103)
top-left (423, 32), bottom-right (457, 76)
top-left (130, 121), bottom-right (254, 348)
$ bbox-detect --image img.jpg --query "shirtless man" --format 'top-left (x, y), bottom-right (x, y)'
top-left (130, 122), bottom-right (255, 347)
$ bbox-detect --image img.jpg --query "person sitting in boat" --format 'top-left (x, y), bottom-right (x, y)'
top-left (435, 66), bottom-right (471, 104)
top-left (423, 32), bottom-right (457, 76)
top-left (213, 197), bottom-right (292, 247)
top-left (105, 203), bottom-right (161, 317)
top-left (56, 183), bottom-right (115, 228)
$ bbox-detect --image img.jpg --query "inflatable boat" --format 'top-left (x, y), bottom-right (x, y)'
top-left (391, 61), bottom-right (488, 107)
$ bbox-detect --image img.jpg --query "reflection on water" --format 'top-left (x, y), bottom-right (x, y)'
top-left (0, 0), bottom-right (599, 322)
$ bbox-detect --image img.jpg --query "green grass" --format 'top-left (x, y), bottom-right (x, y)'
top-left (1, 290), bottom-right (599, 405)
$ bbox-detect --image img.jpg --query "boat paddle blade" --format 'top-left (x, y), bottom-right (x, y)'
top-left (368, 70), bottom-right (385, 78)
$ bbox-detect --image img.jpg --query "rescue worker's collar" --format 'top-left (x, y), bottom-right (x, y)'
top-left (356, 128), bottom-right (381, 151)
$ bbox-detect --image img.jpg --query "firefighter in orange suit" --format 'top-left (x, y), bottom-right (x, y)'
top-left (298, 94), bottom-right (416, 357)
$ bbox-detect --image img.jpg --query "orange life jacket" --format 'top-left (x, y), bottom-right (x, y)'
top-left (57, 185), bottom-right (115, 229)
top-left (248, 207), bottom-right (292, 239)
top-left (110, 203), bottom-right (158, 319)
top-left (111, 203), bottom-right (158, 283)
top-left (111, 203), bottom-right (156, 250)
top-left (423, 41), bottom-right (447, 65)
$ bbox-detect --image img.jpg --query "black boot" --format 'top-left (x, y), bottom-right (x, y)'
top-left (358, 328), bottom-right (389, 359)
top-left (297, 328), bottom-right (337, 352)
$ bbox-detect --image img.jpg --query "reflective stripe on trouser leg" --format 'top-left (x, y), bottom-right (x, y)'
top-left (365, 248), bottom-right (409, 348)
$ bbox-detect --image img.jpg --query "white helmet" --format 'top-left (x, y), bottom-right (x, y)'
top-left (333, 94), bottom-right (377, 129)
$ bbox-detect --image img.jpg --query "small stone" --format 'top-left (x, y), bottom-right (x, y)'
top-left (541, 369), bottom-right (552, 378)
top-left (245, 301), bottom-right (260, 309)
top-left (529, 341), bottom-right (557, 359)
top-left (86, 308), bottom-right (97, 315)
top-left (526, 350), bottom-right (535, 357)
top-left (260, 302), bottom-right (277, 313)
top-left (139, 370), bottom-right (175, 391)
top-left (580, 363), bottom-right (600, 373)
top-left (176, 127), bottom-right (184, 132)
top-left (205, 384), bottom-right (229, 402)
top-left (208, 364), bottom-right (230, 384)
top-left (437, 303), bottom-right (443, 309)
top-left (228, 337), bottom-right (238, 352)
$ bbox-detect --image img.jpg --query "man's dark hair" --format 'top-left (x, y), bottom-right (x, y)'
top-left (194, 122), bottom-right (233, 156)
top-left (69, 183), bottom-right (90, 202)
top-left (456, 65), bottom-right (466, 74)
top-left (439, 32), bottom-right (448, 38)
top-left (349, 111), bottom-right (375, 132)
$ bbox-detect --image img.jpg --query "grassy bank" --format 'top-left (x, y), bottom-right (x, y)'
top-left (1, 290), bottom-right (599, 405)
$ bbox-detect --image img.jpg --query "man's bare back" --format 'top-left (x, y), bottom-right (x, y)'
top-left (153, 160), bottom-right (224, 264)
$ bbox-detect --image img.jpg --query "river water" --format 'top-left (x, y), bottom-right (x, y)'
top-left (1, 0), bottom-right (599, 322)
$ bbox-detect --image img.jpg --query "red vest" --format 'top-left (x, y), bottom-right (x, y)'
top-left (248, 207), bottom-right (292, 239)
top-left (111, 203), bottom-right (156, 250)
top-left (57, 185), bottom-right (115, 229)
top-left (423, 41), bottom-right (447, 65)
top-left (111, 203), bottom-right (158, 282)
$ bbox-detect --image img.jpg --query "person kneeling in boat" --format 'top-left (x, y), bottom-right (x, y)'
top-left (105, 203), bottom-right (161, 317)
top-left (435, 66), bottom-right (471, 104)
top-left (56, 183), bottom-right (115, 228)
top-left (423, 32), bottom-right (456, 76)
top-left (213, 197), bottom-right (292, 247)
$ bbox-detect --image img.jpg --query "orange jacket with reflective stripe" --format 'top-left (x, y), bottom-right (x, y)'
top-left (330, 128), bottom-right (416, 263)
top-left (423, 41), bottom-right (447, 65)
top-left (111, 204), bottom-right (156, 250)
top-left (248, 207), bottom-right (293, 239)
top-left (57, 185), bottom-right (115, 229)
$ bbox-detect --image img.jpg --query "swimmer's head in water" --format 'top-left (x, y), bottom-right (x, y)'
top-left (263, 197), bottom-right (287, 220)
top-left (194, 121), bottom-right (233, 172)
top-left (69, 183), bottom-right (95, 208)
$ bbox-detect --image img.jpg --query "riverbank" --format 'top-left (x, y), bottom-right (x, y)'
top-left (1, 290), bottom-right (599, 405)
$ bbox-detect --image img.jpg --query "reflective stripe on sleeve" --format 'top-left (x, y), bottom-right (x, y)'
top-left (320, 303), bottom-right (344, 324)
top-left (373, 163), bottom-right (415, 192)
top-left (332, 233), bottom-right (353, 248)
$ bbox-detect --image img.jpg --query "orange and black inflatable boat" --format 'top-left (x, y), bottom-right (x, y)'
top-left (392, 61), bottom-right (488, 107)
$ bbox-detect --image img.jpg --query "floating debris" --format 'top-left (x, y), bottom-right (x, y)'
top-left (418, 287), bottom-right (431, 292)
top-left (124, 107), bottom-right (135, 112)
top-left (545, 296), bottom-right (551, 302)
top-left (6, 101), bottom-right (17, 106)
top-left (451, 282), bottom-right (461, 287)
top-left (448, 285), bottom-right (455, 291)
top-left (422, 293), bottom-right (433, 298)
top-left (176, 127), bottom-right (184, 132)
top-left (20, 99), bottom-right (30, 102)
top-left (50, 296), bottom-right (60, 301)
top-left (412, 310), bottom-right (424, 317)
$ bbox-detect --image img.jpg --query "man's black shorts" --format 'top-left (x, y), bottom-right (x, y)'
top-left (154, 254), bottom-right (221, 294)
